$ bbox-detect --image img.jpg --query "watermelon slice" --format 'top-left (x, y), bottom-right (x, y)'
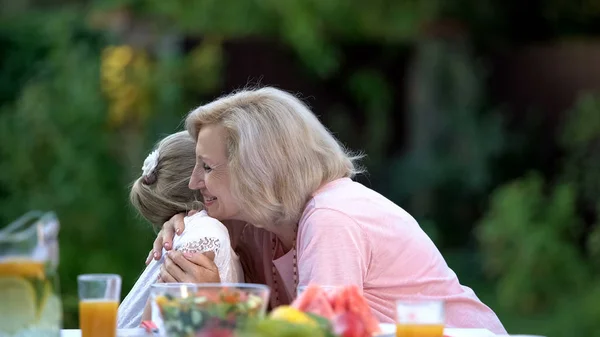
top-left (292, 285), bottom-right (335, 320)
top-left (334, 286), bottom-right (380, 335)
top-left (292, 285), bottom-right (381, 337)
top-left (332, 311), bottom-right (368, 337)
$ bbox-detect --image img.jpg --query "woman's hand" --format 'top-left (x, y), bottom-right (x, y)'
top-left (158, 251), bottom-right (221, 283)
top-left (145, 212), bottom-right (192, 265)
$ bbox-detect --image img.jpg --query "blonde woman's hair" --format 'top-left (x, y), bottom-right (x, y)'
top-left (130, 131), bottom-right (202, 229)
top-left (185, 87), bottom-right (363, 227)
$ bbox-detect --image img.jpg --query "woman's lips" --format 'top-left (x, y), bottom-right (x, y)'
top-left (204, 196), bottom-right (217, 205)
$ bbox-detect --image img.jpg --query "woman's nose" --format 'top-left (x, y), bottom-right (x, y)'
top-left (189, 168), bottom-right (205, 190)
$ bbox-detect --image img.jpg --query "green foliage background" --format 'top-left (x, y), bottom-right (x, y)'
top-left (1, 1), bottom-right (599, 335)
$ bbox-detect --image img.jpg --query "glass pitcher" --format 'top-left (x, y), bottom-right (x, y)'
top-left (0, 211), bottom-right (62, 337)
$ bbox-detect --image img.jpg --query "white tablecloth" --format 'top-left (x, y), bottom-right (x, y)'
top-left (61, 329), bottom-right (148, 337)
top-left (377, 323), bottom-right (498, 337)
top-left (61, 327), bottom-right (500, 337)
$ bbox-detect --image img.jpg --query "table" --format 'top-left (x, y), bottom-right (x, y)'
top-left (61, 329), bottom-right (149, 337)
top-left (61, 327), bottom-right (500, 337)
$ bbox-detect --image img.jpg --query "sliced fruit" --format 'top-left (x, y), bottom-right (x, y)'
top-left (293, 285), bottom-right (319, 309)
top-left (270, 305), bottom-right (318, 327)
top-left (333, 286), bottom-right (380, 335)
top-left (37, 281), bottom-right (61, 328)
top-left (301, 295), bottom-right (335, 320)
top-left (332, 311), bottom-right (368, 337)
top-left (293, 285), bottom-right (380, 336)
top-left (292, 285), bottom-right (335, 320)
top-left (0, 277), bottom-right (37, 334)
top-left (154, 295), bottom-right (171, 308)
top-left (249, 318), bottom-right (325, 337)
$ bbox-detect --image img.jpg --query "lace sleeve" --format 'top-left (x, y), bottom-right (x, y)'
top-left (177, 237), bottom-right (222, 255)
top-left (175, 212), bottom-right (242, 283)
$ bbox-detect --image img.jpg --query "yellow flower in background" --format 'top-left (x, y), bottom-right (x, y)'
top-left (100, 45), bottom-right (151, 128)
top-left (185, 37), bottom-right (224, 94)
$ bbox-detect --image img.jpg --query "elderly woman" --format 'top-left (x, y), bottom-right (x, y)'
top-left (146, 87), bottom-right (506, 334)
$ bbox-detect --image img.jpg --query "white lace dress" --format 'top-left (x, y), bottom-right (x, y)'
top-left (117, 211), bottom-right (244, 328)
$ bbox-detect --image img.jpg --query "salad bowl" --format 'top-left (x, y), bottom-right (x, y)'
top-left (151, 283), bottom-right (270, 337)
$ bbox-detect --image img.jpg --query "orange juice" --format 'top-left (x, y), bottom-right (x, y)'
top-left (0, 259), bottom-right (61, 336)
top-left (79, 299), bottom-right (119, 337)
top-left (396, 324), bottom-right (444, 337)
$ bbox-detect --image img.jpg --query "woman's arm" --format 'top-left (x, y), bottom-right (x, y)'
top-left (296, 208), bottom-right (370, 287)
top-left (159, 250), bottom-right (221, 283)
top-left (146, 213), bottom-right (186, 265)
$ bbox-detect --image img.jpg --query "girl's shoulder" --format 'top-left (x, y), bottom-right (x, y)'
top-left (176, 211), bottom-right (230, 243)
top-left (184, 210), bottom-right (222, 226)
top-left (172, 211), bottom-right (231, 253)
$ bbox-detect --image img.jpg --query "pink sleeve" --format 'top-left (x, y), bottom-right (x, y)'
top-left (297, 208), bottom-right (370, 288)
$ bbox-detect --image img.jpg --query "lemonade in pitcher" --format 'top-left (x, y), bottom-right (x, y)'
top-left (0, 212), bottom-right (62, 337)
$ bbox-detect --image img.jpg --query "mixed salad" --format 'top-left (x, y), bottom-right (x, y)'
top-left (152, 285), bottom-right (382, 337)
top-left (154, 287), bottom-right (266, 337)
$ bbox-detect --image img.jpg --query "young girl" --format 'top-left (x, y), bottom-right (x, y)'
top-left (117, 131), bottom-right (244, 328)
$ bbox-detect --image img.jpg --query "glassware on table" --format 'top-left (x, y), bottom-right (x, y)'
top-left (296, 284), bottom-right (340, 296)
top-left (0, 211), bottom-right (62, 337)
top-left (151, 283), bottom-right (270, 337)
top-left (78, 274), bottom-right (121, 337)
top-left (395, 300), bottom-right (445, 337)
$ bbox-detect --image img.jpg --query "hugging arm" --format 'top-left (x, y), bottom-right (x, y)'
top-left (145, 213), bottom-right (186, 265)
top-left (145, 212), bottom-right (245, 264)
top-left (158, 250), bottom-right (220, 283)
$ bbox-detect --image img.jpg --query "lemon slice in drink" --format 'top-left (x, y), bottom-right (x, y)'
top-left (37, 281), bottom-right (61, 328)
top-left (0, 277), bottom-right (37, 334)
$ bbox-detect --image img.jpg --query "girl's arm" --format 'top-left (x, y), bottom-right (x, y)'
top-left (141, 298), bottom-right (152, 322)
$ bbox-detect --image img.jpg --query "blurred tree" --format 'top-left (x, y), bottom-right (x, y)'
top-left (94, 0), bottom-right (439, 78)
top-left (0, 10), bottom-right (185, 327)
top-left (477, 173), bottom-right (587, 312)
top-left (1, 1), bottom-right (598, 335)
top-left (561, 93), bottom-right (600, 218)
top-left (476, 93), bottom-right (600, 336)
top-left (387, 37), bottom-right (506, 246)
top-left (441, 0), bottom-right (600, 48)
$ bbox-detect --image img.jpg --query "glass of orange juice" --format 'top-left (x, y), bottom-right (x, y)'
top-left (78, 274), bottom-right (121, 337)
top-left (395, 300), bottom-right (445, 337)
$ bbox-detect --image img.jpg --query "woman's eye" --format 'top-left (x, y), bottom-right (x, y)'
top-left (203, 164), bottom-right (212, 172)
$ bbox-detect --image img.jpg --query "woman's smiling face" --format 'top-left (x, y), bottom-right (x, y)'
top-left (189, 124), bottom-right (242, 221)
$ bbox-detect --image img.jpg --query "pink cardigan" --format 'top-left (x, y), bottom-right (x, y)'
top-left (235, 178), bottom-right (506, 335)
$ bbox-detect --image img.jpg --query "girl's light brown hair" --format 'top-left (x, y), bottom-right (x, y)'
top-left (130, 131), bottom-right (202, 230)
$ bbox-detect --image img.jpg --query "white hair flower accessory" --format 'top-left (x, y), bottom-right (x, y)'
top-left (142, 149), bottom-right (159, 178)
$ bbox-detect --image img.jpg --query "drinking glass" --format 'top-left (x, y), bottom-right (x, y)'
top-left (78, 274), bottom-right (121, 337)
top-left (296, 285), bottom-right (339, 296)
top-left (395, 300), bottom-right (445, 337)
